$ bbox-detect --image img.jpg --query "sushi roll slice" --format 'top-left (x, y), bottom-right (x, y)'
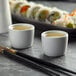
top-left (19, 2), bottom-right (35, 17)
top-left (26, 4), bottom-right (43, 19)
top-left (65, 16), bottom-right (75, 28)
top-left (13, 1), bottom-right (25, 14)
top-left (53, 15), bottom-right (75, 28)
top-left (35, 7), bottom-right (51, 22)
top-left (46, 8), bottom-right (64, 24)
top-left (9, 1), bottom-right (27, 14)
top-left (65, 15), bottom-right (75, 28)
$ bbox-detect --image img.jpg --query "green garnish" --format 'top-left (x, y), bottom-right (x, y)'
top-left (66, 23), bottom-right (75, 28)
top-left (39, 10), bottom-right (49, 21)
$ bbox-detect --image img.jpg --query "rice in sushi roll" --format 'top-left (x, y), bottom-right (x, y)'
top-left (35, 7), bottom-right (51, 22)
top-left (26, 4), bottom-right (43, 19)
top-left (46, 8), bottom-right (64, 24)
top-left (19, 2), bottom-right (35, 17)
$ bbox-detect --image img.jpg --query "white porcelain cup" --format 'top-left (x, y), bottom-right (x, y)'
top-left (41, 30), bottom-right (68, 57)
top-left (9, 23), bottom-right (35, 49)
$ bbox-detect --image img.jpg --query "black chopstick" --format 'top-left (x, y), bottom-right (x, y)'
top-left (16, 51), bottom-right (76, 76)
top-left (3, 50), bottom-right (59, 76)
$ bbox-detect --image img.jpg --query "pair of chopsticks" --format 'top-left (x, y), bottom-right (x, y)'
top-left (0, 47), bottom-right (59, 76)
top-left (0, 46), bottom-right (76, 76)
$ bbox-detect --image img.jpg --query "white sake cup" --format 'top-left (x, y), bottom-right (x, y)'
top-left (41, 30), bottom-right (68, 57)
top-left (9, 23), bottom-right (35, 49)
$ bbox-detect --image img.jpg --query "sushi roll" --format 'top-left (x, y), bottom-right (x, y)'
top-left (13, 1), bottom-right (25, 14)
top-left (46, 8), bottom-right (64, 24)
top-left (35, 7), bottom-right (51, 22)
top-left (9, 1), bottom-right (27, 14)
top-left (19, 2), bottom-right (35, 17)
top-left (65, 15), bottom-right (75, 28)
top-left (26, 4), bottom-right (43, 19)
top-left (53, 15), bottom-right (75, 28)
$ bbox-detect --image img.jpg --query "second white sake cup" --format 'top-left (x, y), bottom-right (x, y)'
top-left (41, 30), bottom-right (68, 57)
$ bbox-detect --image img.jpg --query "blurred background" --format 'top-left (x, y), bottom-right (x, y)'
top-left (28, 0), bottom-right (76, 2)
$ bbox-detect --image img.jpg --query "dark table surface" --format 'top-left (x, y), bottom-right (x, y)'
top-left (0, 1), bottom-right (76, 76)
